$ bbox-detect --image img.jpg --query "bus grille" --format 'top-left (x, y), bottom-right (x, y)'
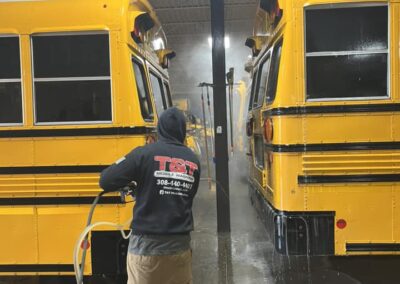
top-left (302, 153), bottom-right (400, 175)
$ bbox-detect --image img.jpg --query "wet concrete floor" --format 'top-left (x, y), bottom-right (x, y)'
top-left (191, 152), bottom-right (400, 284)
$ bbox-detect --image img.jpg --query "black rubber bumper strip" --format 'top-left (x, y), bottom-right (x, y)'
top-left (0, 196), bottom-right (123, 206)
top-left (298, 174), bottom-right (400, 184)
top-left (0, 126), bottom-right (155, 138)
top-left (346, 243), bottom-right (400, 252)
top-left (0, 264), bottom-right (74, 272)
top-left (0, 165), bottom-right (108, 175)
top-left (264, 141), bottom-right (400, 153)
top-left (263, 103), bottom-right (400, 116)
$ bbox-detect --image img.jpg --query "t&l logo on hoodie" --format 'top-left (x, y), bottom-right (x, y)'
top-left (154, 156), bottom-right (199, 197)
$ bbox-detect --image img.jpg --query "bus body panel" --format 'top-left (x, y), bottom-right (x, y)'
top-left (247, 0), bottom-right (400, 255)
top-left (0, 0), bottom-right (183, 277)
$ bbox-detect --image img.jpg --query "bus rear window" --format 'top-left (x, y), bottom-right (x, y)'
top-left (248, 70), bottom-right (258, 110)
top-left (163, 82), bottom-right (173, 107)
top-left (0, 36), bottom-right (22, 125)
top-left (266, 39), bottom-right (283, 103)
top-left (305, 5), bottom-right (388, 101)
top-left (32, 33), bottom-right (112, 124)
top-left (254, 54), bottom-right (271, 108)
top-left (132, 59), bottom-right (154, 121)
top-left (149, 71), bottom-right (167, 116)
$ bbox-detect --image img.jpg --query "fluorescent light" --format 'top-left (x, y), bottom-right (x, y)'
top-left (208, 36), bottom-right (230, 49)
top-left (208, 37), bottom-right (212, 47)
top-left (224, 36), bottom-right (230, 48)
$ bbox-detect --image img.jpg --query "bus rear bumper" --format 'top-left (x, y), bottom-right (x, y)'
top-left (249, 182), bottom-right (335, 256)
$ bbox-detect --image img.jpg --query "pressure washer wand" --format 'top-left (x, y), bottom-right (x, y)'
top-left (206, 85), bottom-right (215, 159)
top-left (226, 68), bottom-right (234, 154)
top-left (199, 85), bottom-right (212, 190)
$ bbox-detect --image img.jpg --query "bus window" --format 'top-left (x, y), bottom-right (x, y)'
top-left (254, 54), bottom-right (271, 107)
top-left (0, 36), bottom-right (22, 125)
top-left (305, 5), bottom-right (388, 101)
top-left (149, 71), bottom-right (166, 116)
top-left (248, 70), bottom-right (258, 110)
top-left (132, 58), bottom-right (154, 121)
top-left (32, 33), bottom-right (112, 124)
top-left (266, 39), bottom-right (283, 103)
top-left (254, 135), bottom-right (264, 169)
top-left (163, 82), bottom-right (173, 107)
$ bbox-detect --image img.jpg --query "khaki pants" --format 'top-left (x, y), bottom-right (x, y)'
top-left (127, 249), bottom-right (192, 284)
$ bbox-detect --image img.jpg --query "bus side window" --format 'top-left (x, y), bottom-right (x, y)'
top-left (163, 82), bottom-right (173, 107)
top-left (149, 71), bottom-right (167, 116)
top-left (255, 54), bottom-right (271, 107)
top-left (305, 5), bottom-right (388, 100)
top-left (32, 33), bottom-right (112, 124)
top-left (132, 58), bottom-right (154, 121)
top-left (0, 36), bottom-right (22, 125)
top-left (248, 70), bottom-right (258, 110)
top-left (266, 39), bottom-right (283, 103)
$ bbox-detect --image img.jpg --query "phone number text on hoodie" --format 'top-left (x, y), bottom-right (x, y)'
top-left (156, 179), bottom-right (193, 190)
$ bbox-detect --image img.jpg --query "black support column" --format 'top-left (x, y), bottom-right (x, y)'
top-left (210, 0), bottom-right (230, 233)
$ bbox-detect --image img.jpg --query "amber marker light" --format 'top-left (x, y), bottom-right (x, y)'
top-left (146, 134), bottom-right (156, 145)
top-left (81, 240), bottom-right (90, 250)
top-left (263, 117), bottom-right (273, 143)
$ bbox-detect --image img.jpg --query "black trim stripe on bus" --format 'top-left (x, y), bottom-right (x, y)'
top-left (0, 264), bottom-right (75, 272)
top-left (263, 103), bottom-right (400, 116)
top-left (0, 196), bottom-right (123, 206)
top-left (298, 174), bottom-right (400, 184)
top-left (0, 165), bottom-right (108, 175)
top-left (264, 141), bottom-right (400, 153)
top-left (346, 243), bottom-right (400, 252)
top-left (0, 126), bottom-right (155, 138)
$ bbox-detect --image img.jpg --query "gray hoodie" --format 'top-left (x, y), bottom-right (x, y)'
top-left (100, 107), bottom-right (201, 235)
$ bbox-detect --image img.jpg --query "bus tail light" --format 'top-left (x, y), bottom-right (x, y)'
top-left (81, 240), bottom-right (90, 250)
top-left (336, 219), bottom-right (347, 229)
top-left (246, 117), bottom-right (254, 137)
top-left (263, 117), bottom-right (273, 143)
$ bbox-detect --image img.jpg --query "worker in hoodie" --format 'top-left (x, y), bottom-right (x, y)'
top-left (99, 107), bottom-right (201, 284)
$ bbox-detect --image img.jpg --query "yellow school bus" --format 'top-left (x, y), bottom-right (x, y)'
top-left (0, 0), bottom-right (185, 279)
top-left (246, 0), bottom-right (400, 255)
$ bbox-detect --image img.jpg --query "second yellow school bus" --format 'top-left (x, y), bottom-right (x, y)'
top-left (0, 0), bottom-right (194, 280)
top-left (246, 0), bottom-right (400, 255)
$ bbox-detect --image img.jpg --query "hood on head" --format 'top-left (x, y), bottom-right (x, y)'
top-left (157, 107), bottom-right (186, 143)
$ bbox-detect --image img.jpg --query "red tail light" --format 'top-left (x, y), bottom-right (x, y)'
top-left (263, 117), bottom-right (273, 142)
top-left (336, 219), bottom-right (347, 229)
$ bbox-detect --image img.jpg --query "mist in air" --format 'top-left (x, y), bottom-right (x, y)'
top-left (167, 32), bottom-right (252, 174)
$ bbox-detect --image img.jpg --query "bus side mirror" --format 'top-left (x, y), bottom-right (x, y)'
top-left (260, 0), bottom-right (278, 13)
top-left (156, 49), bottom-right (176, 69)
top-left (245, 36), bottom-right (268, 57)
top-left (131, 12), bottom-right (155, 44)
